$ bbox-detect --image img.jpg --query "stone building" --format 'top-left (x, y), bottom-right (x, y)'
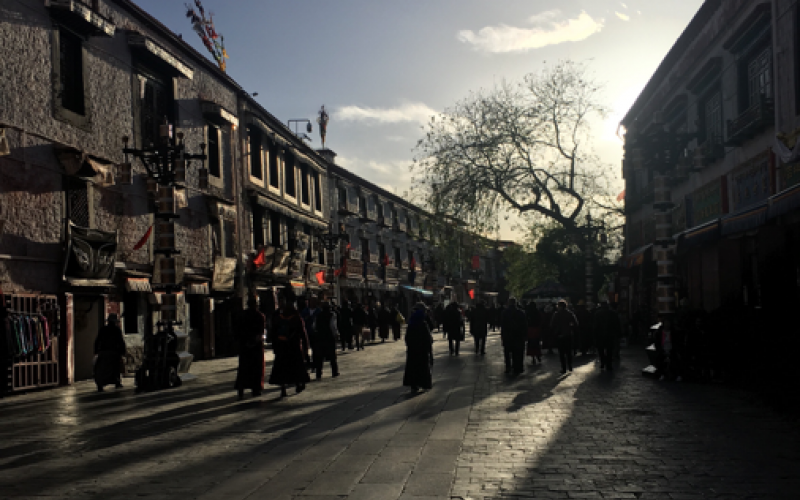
top-left (621, 0), bottom-right (800, 333)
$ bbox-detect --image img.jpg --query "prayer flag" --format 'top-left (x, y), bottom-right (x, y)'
top-left (253, 247), bottom-right (267, 267)
top-left (315, 270), bottom-right (325, 284)
top-left (132, 226), bottom-right (152, 251)
top-left (469, 290), bottom-right (475, 300)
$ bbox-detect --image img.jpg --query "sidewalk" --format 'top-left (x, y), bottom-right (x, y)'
top-left (1, 331), bottom-right (798, 500)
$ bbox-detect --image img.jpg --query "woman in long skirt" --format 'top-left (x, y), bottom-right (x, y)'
top-left (403, 303), bottom-right (433, 391)
top-left (378, 303), bottom-right (391, 342)
top-left (94, 314), bottom-right (126, 392)
top-left (268, 295), bottom-right (310, 398)
top-left (235, 296), bottom-right (266, 399)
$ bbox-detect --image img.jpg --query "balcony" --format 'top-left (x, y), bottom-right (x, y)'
top-left (393, 217), bottom-right (407, 233)
top-left (693, 137), bottom-right (725, 168)
top-left (726, 95), bottom-right (774, 147)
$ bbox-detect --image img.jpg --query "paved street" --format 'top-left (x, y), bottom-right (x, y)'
top-left (1, 330), bottom-right (799, 500)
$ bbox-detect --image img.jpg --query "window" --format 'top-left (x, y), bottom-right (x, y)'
top-left (379, 244), bottom-right (387, 265)
top-left (223, 220), bottom-right (235, 258)
top-left (312, 171), bottom-right (322, 211)
top-left (269, 144), bottom-right (280, 189)
top-left (361, 239), bottom-right (369, 262)
top-left (747, 47), bottom-right (772, 107)
top-left (66, 177), bottom-right (91, 227)
top-left (207, 123), bottom-right (221, 178)
top-left (249, 129), bottom-right (262, 179)
top-left (270, 212), bottom-right (282, 247)
top-left (700, 90), bottom-right (722, 145)
top-left (138, 71), bottom-right (173, 148)
top-left (123, 293), bottom-right (139, 334)
top-left (301, 165), bottom-right (310, 205)
top-left (394, 248), bottom-right (402, 268)
top-left (252, 207), bottom-right (268, 249)
top-left (377, 203), bottom-right (384, 220)
top-left (338, 187), bottom-right (347, 209)
top-left (284, 152), bottom-right (296, 197)
top-left (57, 28), bottom-right (85, 116)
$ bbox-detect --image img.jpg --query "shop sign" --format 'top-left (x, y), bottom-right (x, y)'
top-left (63, 222), bottom-right (117, 281)
top-left (691, 177), bottom-right (726, 226)
top-left (731, 151), bottom-right (771, 211)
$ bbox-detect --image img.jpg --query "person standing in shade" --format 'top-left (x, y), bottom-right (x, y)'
top-left (525, 301), bottom-right (543, 364)
top-left (314, 301), bottom-right (340, 379)
top-left (593, 301), bottom-right (621, 372)
top-left (378, 302), bottom-right (391, 342)
top-left (501, 298), bottom-right (528, 375)
top-left (470, 300), bottom-right (489, 355)
top-left (367, 302), bottom-right (379, 342)
top-left (391, 303), bottom-right (404, 341)
top-left (443, 301), bottom-right (463, 355)
top-left (94, 314), bottom-right (126, 392)
top-left (268, 293), bottom-right (311, 397)
top-left (550, 300), bottom-right (578, 374)
top-left (300, 296), bottom-right (321, 371)
top-left (403, 302), bottom-right (434, 391)
top-left (351, 301), bottom-right (367, 351)
top-left (337, 299), bottom-right (354, 351)
top-left (236, 296), bottom-right (266, 400)
top-left (434, 302), bottom-right (446, 337)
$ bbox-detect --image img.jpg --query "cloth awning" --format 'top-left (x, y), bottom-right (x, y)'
top-left (768, 183), bottom-right (800, 219)
top-left (186, 282), bottom-right (209, 295)
top-left (125, 277), bottom-right (151, 293)
top-left (676, 219), bottom-right (720, 255)
top-left (250, 191), bottom-right (327, 229)
top-left (720, 202), bottom-right (768, 236)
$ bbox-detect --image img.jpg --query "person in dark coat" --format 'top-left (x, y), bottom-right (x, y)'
top-left (550, 300), bottom-right (578, 373)
top-left (470, 300), bottom-right (489, 355)
top-left (301, 296), bottom-right (321, 370)
top-left (94, 314), bottom-right (126, 392)
top-left (443, 302), bottom-right (464, 355)
top-left (378, 303), bottom-right (392, 341)
top-left (268, 295), bottom-right (311, 397)
top-left (314, 302), bottom-right (340, 379)
top-left (352, 302), bottom-right (367, 351)
top-left (367, 303), bottom-right (379, 341)
top-left (434, 303), bottom-right (445, 337)
top-left (337, 299), bottom-right (354, 351)
top-left (593, 301), bottom-right (621, 372)
top-left (236, 296), bottom-right (266, 399)
top-left (402, 303), bottom-right (433, 391)
top-left (390, 304), bottom-right (404, 341)
top-left (525, 301), bottom-right (543, 364)
top-left (501, 298), bottom-right (528, 375)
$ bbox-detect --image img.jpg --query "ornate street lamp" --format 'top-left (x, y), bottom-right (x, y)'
top-left (121, 118), bottom-right (206, 391)
top-left (317, 228), bottom-right (349, 280)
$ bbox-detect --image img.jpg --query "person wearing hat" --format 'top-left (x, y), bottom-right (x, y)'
top-left (94, 314), bottom-right (126, 392)
top-left (403, 302), bottom-right (434, 391)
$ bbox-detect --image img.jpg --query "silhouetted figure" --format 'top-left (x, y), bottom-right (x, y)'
top-left (313, 302), bottom-right (340, 379)
top-left (525, 301), bottom-right (542, 364)
top-left (443, 302), bottom-right (463, 355)
top-left (593, 301), bottom-right (621, 372)
top-left (269, 295), bottom-right (310, 397)
top-left (94, 314), bottom-right (126, 392)
top-left (403, 303), bottom-right (433, 391)
top-left (236, 296), bottom-right (266, 399)
top-left (550, 300), bottom-right (578, 373)
top-left (470, 300), bottom-right (489, 355)
top-left (501, 298), bottom-right (528, 375)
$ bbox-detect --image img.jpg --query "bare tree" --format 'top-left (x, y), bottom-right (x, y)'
top-left (413, 60), bottom-right (620, 233)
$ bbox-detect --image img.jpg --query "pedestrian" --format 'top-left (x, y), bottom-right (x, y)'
top-left (235, 296), bottom-right (266, 400)
top-left (393, 303), bottom-right (405, 341)
top-left (402, 302), bottom-right (434, 392)
top-left (268, 292), bottom-right (310, 398)
top-left (434, 303), bottom-right (445, 337)
top-left (525, 301), bottom-right (542, 364)
top-left (443, 301), bottom-right (463, 355)
top-left (550, 300), bottom-right (578, 374)
top-left (470, 299), bottom-right (488, 355)
top-left (575, 300), bottom-right (593, 356)
top-left (94, 314), bottom-right (126, 392)
top-left (352, 301), bottom-right (367, 350)
top-left (313, 301), bottom-right (340, 380)
top-left (378, 302), bottom-right (391, 342)
top-left (337, 299), bottom-right (353, 351)
top-left (501, 297), bottom-right (527, 375)
top-left (367, 302), bottom-right (378, 342)
top-left (300, 296), bottom-right (321, 371)
top-left (593, 301), bottom-right (621, 372)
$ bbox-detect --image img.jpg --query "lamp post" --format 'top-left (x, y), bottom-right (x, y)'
top-left (121, 118), bottom-right (206, 391)
top-left (288, 119), bottom-right (313, 141)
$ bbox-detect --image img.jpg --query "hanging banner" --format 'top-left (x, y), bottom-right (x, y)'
top-left (62, 222), bottom-right (118, 282)
top-left (211, 257), bottom-right (236, 292)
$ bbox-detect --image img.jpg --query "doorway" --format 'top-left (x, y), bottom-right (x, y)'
top-left (73, 296), bottom-right (103, 381)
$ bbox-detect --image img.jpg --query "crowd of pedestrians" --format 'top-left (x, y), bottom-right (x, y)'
top-left (232, 289), bottom-right (625, 401)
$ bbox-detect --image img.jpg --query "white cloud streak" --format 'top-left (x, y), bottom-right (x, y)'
top-left (457, 10), bottom-right (604, 54)
top-left (615, 12), bottom-right (630, 21)
top-left (335, 102), bottom-right (437, 125)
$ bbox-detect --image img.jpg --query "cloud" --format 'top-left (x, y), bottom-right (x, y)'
top-left (615, 11), bottom-right (630, 21)
top-left (335, 102), bottom-right (437, 125)
top-left (457, 10), bottom-right (604, 54)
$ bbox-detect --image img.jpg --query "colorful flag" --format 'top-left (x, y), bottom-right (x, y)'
top-left (253, 247), bottom-right (267, 267)
top-left (315, 270), bottom-right (326, 284)
top-left (468, 290), bottom-right (475, 300)
top-left (132, 226), bottom-right (152, 251)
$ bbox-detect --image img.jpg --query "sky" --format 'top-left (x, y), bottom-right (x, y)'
top-left (133, 0), bottom-right (705, 240)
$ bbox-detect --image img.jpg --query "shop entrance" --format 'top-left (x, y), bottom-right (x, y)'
top-left (73, 296), bottom-right (104, 381)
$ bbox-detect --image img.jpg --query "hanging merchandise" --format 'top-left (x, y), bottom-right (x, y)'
top-left (2, 294), bottom-right (60, 393)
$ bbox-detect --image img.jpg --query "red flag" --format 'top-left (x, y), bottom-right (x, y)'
top-left (468, 290), bottom-right (475, 300)
top-left (133, 226), bottom-right (153, 251)
top-left (382, 254), bottom-right (390, 266)
top-left (471, 255), bottom-right (480, 270)
top-left (253, 247), bottom-right (267, 267)
top-left (334, 268), bottom-right (342, 277)
top-left (315, 270), bottom-right (325, 284)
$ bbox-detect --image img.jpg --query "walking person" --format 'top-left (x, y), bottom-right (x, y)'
top-left (443, 301), bottom-right (463, 355)
top-left (525, 301), bottom-right (543, 364)
top-left (434, 303), bottom-right (445, 337)
top-left (378, 302), bottom-right (392, 342)
top-left (300, 296), bottom-right (321, 371)
top-left (470, 300), bottom-right (489, 355)
top-left (367, 302), bottom-right (379, 342)
top-left (550, 300), bottom-right (578, 374)
top-left (391, 303), bottom-right (404, 341)
top-left (337, 299), bottom-right (353, 351)
top-left (402, 302), bottom-right (434, 392)
top-left (501, 298), bottom-right (528, 375)
top-left (268, 293), bottom-right (311, 398)
top-left (94, 314), bottom-right (126, 392)
top-left (352, 301), bottom-right (367, 350)
top-left (593, 301), bottom-right (621, 372)
top-left (235, 296), bottom-right (266, 400)
top-left (313, 301), bottom-right (340, 379)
